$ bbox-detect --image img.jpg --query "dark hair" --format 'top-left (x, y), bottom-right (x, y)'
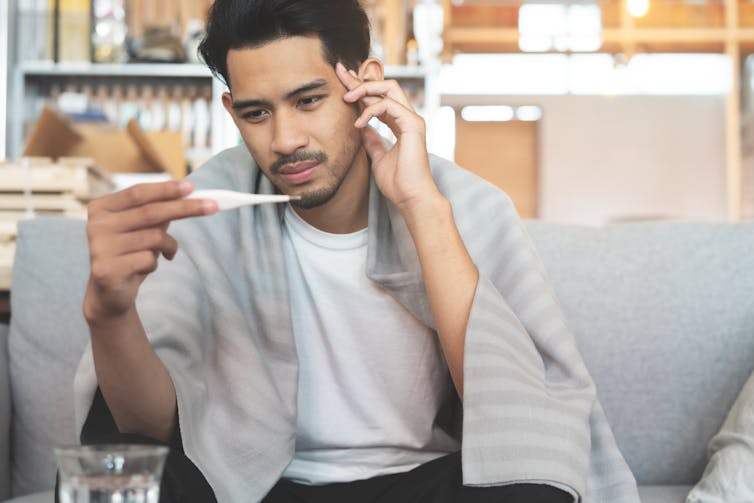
top-left (199, 0), bottom-right (371, 88)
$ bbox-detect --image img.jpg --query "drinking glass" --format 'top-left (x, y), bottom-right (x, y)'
top-left (55, 444), bottom-right (169, 503)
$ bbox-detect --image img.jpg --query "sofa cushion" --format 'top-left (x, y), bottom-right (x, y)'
top-left (525, 221), bottom-right (754, 485)
top-left (0, 322), bottom-right (10, 500)
top-left (8, 217), bottom-right (90, 496)
top-left (686, 370), bottom-right (754, 502)
top-left (7, 216), bottom-right (754, 495)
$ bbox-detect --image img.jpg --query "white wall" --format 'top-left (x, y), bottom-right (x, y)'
top-left (444, 94), bottom-right (727, 225)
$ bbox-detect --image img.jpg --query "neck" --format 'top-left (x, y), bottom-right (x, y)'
top-left (291, 148), bottom-right (370, 234)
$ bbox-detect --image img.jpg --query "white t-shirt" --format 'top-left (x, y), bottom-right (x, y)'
top-left (280, 205), bottom-right (460, 485)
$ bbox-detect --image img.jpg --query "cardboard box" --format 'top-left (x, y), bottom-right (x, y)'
top-left (22, 106), bottom-right (187, 178)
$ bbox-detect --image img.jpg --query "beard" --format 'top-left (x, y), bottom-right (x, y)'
top-left (290, 183), bottom-right (345, 209)
top-left (267, 135), bottom-right (362, 210)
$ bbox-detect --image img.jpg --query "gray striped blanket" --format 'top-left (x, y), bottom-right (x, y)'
top-left (74, 145), bottom-right (639, 502)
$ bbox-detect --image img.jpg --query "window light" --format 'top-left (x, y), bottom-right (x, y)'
top-left (516, 106), bottom-right (543, 122)
top-left (518, 3), bottom-right (602, 53)
top-left (627, 0), bottom-right (650, 18)
top-left (461, 106), bottom-right (515, 122)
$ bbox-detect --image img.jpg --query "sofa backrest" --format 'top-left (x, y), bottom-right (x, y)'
top-left (526, 220), bottom-right (754, 486)
top-left (7, 216), bottom-right (754, 495)
top-left (8, 216), bottom-right (90, 497)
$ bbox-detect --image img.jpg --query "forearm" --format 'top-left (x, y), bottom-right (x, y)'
top-left (87, 307), bottom-right (177, 442)
top-left (338, 65), bottom-right (478, 395)
top-left (400, 194), bottom-right (479, 398)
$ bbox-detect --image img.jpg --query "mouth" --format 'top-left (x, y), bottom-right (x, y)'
top-left (278, 160), bottom-right (320, 185)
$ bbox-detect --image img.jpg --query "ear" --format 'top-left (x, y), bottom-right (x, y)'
top-left (221, 92), bottom-right (240, 126)
top-left (357, 57), bottom-right (384, 83)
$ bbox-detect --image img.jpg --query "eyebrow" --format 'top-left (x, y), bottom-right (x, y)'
top-left (231, 79), bottom-right (329, 110)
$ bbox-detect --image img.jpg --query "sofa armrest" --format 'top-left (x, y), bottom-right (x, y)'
top-left (8, 216), bottom-right (90, 496)
top-left (0, 322), bottom-right (11, 500)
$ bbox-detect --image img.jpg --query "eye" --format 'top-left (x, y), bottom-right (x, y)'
top-left (241, 109), bottom-right (269, 123)
top-left (297, 95), bottom-right (325, 109)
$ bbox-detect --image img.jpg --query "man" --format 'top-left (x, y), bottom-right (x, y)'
top-left (74, 1), bottom-right (639, 502)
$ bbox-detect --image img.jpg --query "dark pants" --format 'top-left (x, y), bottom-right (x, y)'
top-left (66, 390), bottom-right (573, 503)
top-left (262, 452), bottom-right (573, 503)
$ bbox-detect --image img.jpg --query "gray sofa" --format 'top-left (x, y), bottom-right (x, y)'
top-left (1, 216), bottom-right (753, 502)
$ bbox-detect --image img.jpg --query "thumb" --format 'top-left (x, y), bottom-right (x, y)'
top-left (361, 127), bottom-right (387, 162)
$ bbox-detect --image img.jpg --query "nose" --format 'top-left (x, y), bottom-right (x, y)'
top-left (270, 110), bottom-right (308, 156)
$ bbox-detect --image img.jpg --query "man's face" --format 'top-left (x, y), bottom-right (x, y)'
top-left (223, 36), bottom-right (363, 209)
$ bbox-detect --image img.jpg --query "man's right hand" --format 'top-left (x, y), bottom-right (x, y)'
top-left (84, 180), bottom-right (217, 323)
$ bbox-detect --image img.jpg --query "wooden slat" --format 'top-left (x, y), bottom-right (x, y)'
top-left (603, 27), bottom-right (728, 43)
top-left (0, 220), bottom-right (16, 238)
top-left (445, 27), bottom-right (520, 45)
top-left (0, 163), bottom-right (114, 198)
top-left (0, 242), bottom-right (13, 292)
top-left (450, 4), bottom-right (519, 28)
top-left (0, 194), bottom-right (86, 212)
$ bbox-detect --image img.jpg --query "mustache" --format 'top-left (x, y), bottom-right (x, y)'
top-left (269, 151), bottom-right (328, 174)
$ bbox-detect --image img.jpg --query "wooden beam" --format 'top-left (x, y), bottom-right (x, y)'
top-left (446, 26), bottom-right (754, 50)
top-left (447, 27), bottom-right (747, 45)
top-left (440, 0), bottom-right (453, 62)
top-left (619, 0), bottom-right (636, 58)
top-left (726, 0), bottom-right (742, 221)
top-left (445, 27), bottom-right (520, 45)
top-left (383, 0), bottom-right (407, 65)
top-left (603, 27), bottom-right (728, 43)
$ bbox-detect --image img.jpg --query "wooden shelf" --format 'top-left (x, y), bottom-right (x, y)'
top-left (8, 60), bottom-right (430, 162)
top-left (20, 61), bottom-right (214, 78)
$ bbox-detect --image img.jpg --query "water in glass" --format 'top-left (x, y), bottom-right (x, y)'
top-left (58, 474), bottom-right (160, 503)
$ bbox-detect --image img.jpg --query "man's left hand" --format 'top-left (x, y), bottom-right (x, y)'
top-left (336, 62), bottom-right (443, 214)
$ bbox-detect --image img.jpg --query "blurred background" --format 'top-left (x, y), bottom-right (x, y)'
top-left (0, 0), bottom-right (752, 226)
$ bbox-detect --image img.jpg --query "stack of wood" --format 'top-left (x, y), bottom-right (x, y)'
top-left (0, 157), bottom-right (115, 290)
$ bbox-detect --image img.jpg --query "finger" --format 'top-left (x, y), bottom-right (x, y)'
top-left (92, 228), bottom-right (178, 259)
top-left (101, 197), bottom-right (217, 232)
top-left (139, 233), bottom-right (178, 261)
top-left (335, 62), bottom-right (361, 92)
top-left (94, 180), bottom-right (195, 213)
top-left (344, 80), bottom-right (411, 109)
top-left (355, 98), bottom-right (424, 134)
top-left (124, 250), bottom-right (161, 276)
top-left (335, 62), bottom-right (384, 108)
top-left (89, 251), bottom-right (159, 289)
top-left (361, 127), bottom-right (388, 162)
top-left (161, 234), bottom-right (179, 260)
